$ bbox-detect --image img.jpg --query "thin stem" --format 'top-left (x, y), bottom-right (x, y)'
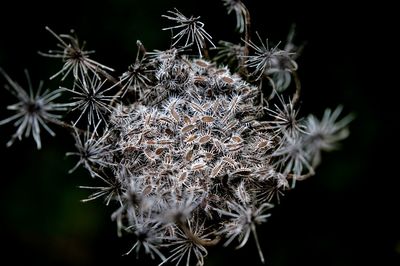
top-left (238, 1), bottom-right (251, 76)
top-left (291, 71), bottom-right (301, 106)
top-left (95, 67), bottom-right (119, 86)
top-left (287, 171), bottom-right (315, 188)
top-left (47, 118), bottom-right (86, 134)
top-left (242, 2), bottom-right (251, 57)
top-left (251, 223), bottom-right (265, 264)
top-left (201, 39), bottom-right (210, 60)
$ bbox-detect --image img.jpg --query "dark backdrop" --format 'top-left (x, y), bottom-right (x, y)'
top-left (0, 1), bottom-right (398, 265)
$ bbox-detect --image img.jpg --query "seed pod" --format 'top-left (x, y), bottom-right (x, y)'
top-left (211, 160), bottom-right (224, 177)
top-left (232, 168), bottom-right (253, 177)
top-left (158, 139), bottom-right (174, 145)
top-left (170, 100), bottom-right (180, 122)
top-left (185, 134), bottom-right (198, 143)
top-left (165, 128), bottom-right (174, 136)
top-left (194, 75), bottom-right (207, 83)
top-left (185, 149), bottom-right (194, 162)
top-left (222, 156), bottom-right (237, 167)
top-left (155, 147), bottom-right (165, 156)
top-left (181, 124), bottom-right (196, 133)
top-left (231, 135), bottom-right (243, 143)
top-left (203, 151), bottom-right (214, 161)
top-left (226, 142), bottom-right (243, 152)
top-left (212, 138), bottom-right (224, 152)
top-left (143, 185), bottom-right (153, 196)
top-left (191, 160), bottom-right (207, 171)
top-left (214, 68), bottom-right (228, 75)
top-left (198, 134), bottom-right (211, 144)
top-left (257, 140), bottom-right (270, 150)
top-left (194, 59), bottom-right (209, 68)
top-left (183, 115), bottom-right (192, 124)
top-left (222, 76), bottom-right (234, 84)
top-left (201, 116), bottom-right (214, 123)
top-left (179, 171), bottom-right (188, 182)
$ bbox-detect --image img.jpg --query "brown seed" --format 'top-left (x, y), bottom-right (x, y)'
top-left (240, 87), bottom-right (251, 94)
top-left (144, 113), bottom-right (152, 126)
top-left (155, 148), bottom-right (165, 155)
top-left (185, 149), bottom-right (193, 161)
top-left (222, 156), bottom-right (237, 166)
top-left (183, 115), bottom-right (191, 124)
top-left (215, 68), bottom-right (227, 75)
top-left (165, 128), bottom-right (174, 136)
top-left (204, 151), bottom-right (214, 161)
top-left (231, 135), bottom-right (243, 143)
top-left (211, 161), bottom-right (223, 177)
top-left (257, 141), bottom-right (270, 149)
top-left (198, 135), bottom-right (211, 144)
top-left (206, 89), bottom-right (213, 98)
top-left (201, 116), bottom-right (214, 123)
top-left (170, 101), bottom-right (180, 122)
top-left (158, 139), bottom-right (174, 145)
top-left (181, 124), bottom-right (196, 133)
top-left (195, 59), bottom-right (209, 68)
top-left (124, 146), bottom-right (137, 153)
top-left (222, 76), bottom-right (234, 84)
top-left (185, 134), bottom-right (198, 143)
top-left (194, 75), bottom-right (207, 82)
top-left (143, 185), bottom-right (152, 196)
top-left (226, 142), bottom-right (243, 152)
top-left (233, 168), bottom-right (252, 176)
top-left (179, 171), bottom-right (188, 181)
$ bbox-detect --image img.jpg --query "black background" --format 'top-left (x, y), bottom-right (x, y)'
top-left (0, 1), bottom-right (398, 265)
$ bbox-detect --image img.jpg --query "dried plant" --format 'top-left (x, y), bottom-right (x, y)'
top-left (0, 1), bottom-right (353, 265)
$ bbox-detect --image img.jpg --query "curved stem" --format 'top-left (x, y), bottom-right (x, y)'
top-left (287, 171), bottom-right (315, 183)
top-left (251, 223), bottom-right (265, 264)
top-left (238, 1), bottom-right (251, 76)
top-left (47, 118), bottom-right (86, 134)
top-left (242, 2), bottom-right (251, 57)
top-left (96, 67), bottom-right (119, 85)
top-left (291, 71), bottom-right (301, 106)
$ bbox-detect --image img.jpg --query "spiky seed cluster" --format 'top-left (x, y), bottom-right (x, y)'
top-left (0, 1), bottom-right (353, 265)
top-left (0, 68), bottom-right (66, 149)
top-left (90, 54), bottom-right (351, 265)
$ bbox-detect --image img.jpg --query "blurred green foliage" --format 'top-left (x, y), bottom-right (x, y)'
top-left (0, 0), bottom-right (397, 265)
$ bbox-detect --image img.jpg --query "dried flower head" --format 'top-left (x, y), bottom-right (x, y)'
top-left (39, 27), bottom-right (114, 82)
top-left (0, 1), bottom-right (353, 265)
top-left (61, 74), bottom-right (116, 126)
top-left (0, 68), bottom-right (66, 149)
top-left (244, 33), bottom-right (289, 81)
top-left (222, 0), bottom-right (248, 33)
top-left (162, 9), bottom-right (215, 56)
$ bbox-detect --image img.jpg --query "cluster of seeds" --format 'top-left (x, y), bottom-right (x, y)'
top-left (0, 1), bottom-right (352, 265)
